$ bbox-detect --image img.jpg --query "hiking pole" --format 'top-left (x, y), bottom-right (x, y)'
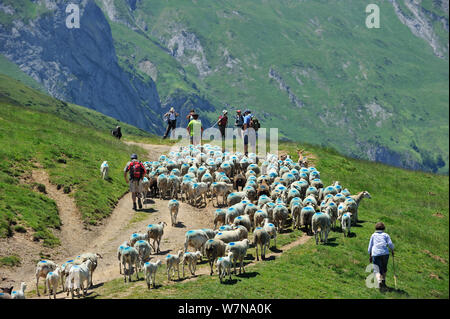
top-left (392, 252), bottom-right (398, 289)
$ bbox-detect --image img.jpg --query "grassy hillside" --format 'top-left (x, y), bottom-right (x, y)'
top-left (0, 74), bottom-right (152, 246)
top-left (93, 142), bottom-right (448, 299)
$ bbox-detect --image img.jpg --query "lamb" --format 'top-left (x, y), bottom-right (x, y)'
top-left (181, 251), bottom-right (203, 277)
top-left (73, 252), bottom-right (102, 288)
top-left (311, 211), bottom-right (331, 245)
top-left (121, 246), bottom-right (140, 283)
top-left (214, 209), bottom-right (226, 229)
top-left (147, 221), bottom-right (167, 253)
top-left (100, 161), bottom-right (109, 180)
top-left (35, 260), bottom-right (58, 297)
top-left (184, 229), bottom-right (209, 253)
top-left (340, 212), bottom-right (352, 237)
top-left (300, 205), bottom-right (316, 235)
top-left (11, 282), bottom-right (26, 299)
top-left (143, 259), bottom-right (162, 289)
top-left (214, 226), bottom-right (248, 243)
top-left (45, 267), bottom-right (61, 299)
top-left (273, 204), bottom-right (289, 232)
top-left (233, 214), bottom-right (252, 232)
top-left (117, 241), bottom-right (130, 274)
top-left (226, 239), bottom-right (250, 275)
top-left (68, 259), bottom-right (92, 298)
top-left (135, 240), bottom-right (152, 272)
top-left (205, 238), bottom-right (227, 275)
top-left (253, 209), bottom-right (269, 229)
top-left (166, 250), bottom-right (184, 281)
top-left (263, 218), bottom-right (277, 248)
top-left (253, 227), bottom-right (271, 261)
top-left (216, 252), bottom-right (234, 283)
top-left (168, 199), bottom-right (180, 226)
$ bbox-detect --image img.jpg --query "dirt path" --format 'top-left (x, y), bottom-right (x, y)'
top-left (2, 141), bottom-right (311, 298)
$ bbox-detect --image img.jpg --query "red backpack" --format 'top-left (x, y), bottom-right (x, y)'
top-left (128, 161), bottom-right (145, 180)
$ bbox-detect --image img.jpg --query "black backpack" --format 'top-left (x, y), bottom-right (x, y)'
top-left (249, 116), bottom-right (261, 131)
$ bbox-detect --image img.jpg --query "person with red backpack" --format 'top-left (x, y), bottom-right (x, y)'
top-left (123, 153), bottom-right (147, 210)
top-left (217, 110), bottom-right (228, 141)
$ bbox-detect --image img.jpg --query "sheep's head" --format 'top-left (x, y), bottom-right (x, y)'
top-left (363, 191), bottom-right (372, 199)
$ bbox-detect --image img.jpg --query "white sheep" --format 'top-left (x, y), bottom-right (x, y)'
top-left (253, 209), bottom-right (269, 229)
top-left (130, 232), bottom-right (149, 247)
top-left (117, 241), bottom-right (130, 275)
top-left (225, 206), bottom-right (240, 225)
top-left (226, 239), bottom-right (250, 275)
top-left (205, 238), bottom-right (227, 275)
top-left (300, 205), bottom-right (316, 235)
top-left (291, 201), bottom-right (302, 230)
top-left (214, 226), bottom-right (248, 243)
top-left (147, 222), bottom-right (167, 253)
top-left (210, 182), bottom-right (234, 207)
top-left (253, 227), bottom-right (271, 261)
top-left (166, 250), bottom-right (184, 281)
top-left (227, 191), bottom-right (246, 206)
top-left (214, 209), bottom-right (226, 229)
top-left (100, 161), bottom-right (109, 180)
top-left (182, 251), bottom-right (203, 277)
top-left (35, 260), bottom-right (58, 297)
top-left (45, 267), bottom-right (61, 299)
top-left (121, 246), bottom-right (140, 283)
top-left (68, 259), bottom-right (92, 298)
top-left (216, 252), bottom-right (234, 283)
top-left (311, 212), bottom-right (331, 245)
top-left (184, 229), bottom-right (209, 253)
top-left (135, 240), bottom-right (152, 272)
top-left (233, 214), bottom-right (252, 233)
top-left (273, 204), bottom-right (289, 232)
top-left (11, 282), bottom-right (26, 299)
top-left (263, 218), bottom-right (277, 248)
top-left (143, 259), bottom-right (162, 289)
top-left (168, 199), bottom-right (180, 226)
top-left (73, 252), bottom-right (102, 288)
top-left (340, 212), bottom-right (352, 237)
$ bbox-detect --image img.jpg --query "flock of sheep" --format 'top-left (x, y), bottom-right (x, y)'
top-left (0, 143), bottom-right (371, 299)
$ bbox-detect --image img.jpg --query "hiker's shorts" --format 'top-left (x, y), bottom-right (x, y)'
top-left (373, 254), bottom-right (389, 275)
top-left (129, 180), bottom-right (143, 193)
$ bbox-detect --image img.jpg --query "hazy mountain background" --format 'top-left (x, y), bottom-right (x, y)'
top-left (0, 0), bottom-right (448, 173)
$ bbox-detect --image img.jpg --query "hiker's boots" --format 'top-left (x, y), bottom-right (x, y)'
top-left (137, 198), bottom-right (143, 210)
top-left (133, 202), bottom-right (137, 211)
top-left (379, 280), bottom-right (387, 292)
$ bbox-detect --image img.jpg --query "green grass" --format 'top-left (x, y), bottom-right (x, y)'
top-left (0, 255), bottom-right (21, 267)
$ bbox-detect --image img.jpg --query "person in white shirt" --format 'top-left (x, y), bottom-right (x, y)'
top-left (163, 107), bottom-right (179, 139)
top-left (368, 222), bottom-right (395, 291)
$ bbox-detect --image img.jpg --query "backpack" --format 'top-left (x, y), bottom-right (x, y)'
top-left (249, 116), bottom-right (261, 131)
top-left (235, 115), bottom-right (244, 126)
top-left (128, 161), bottom-right (145, 180)
top-left (218, 115), bottom-right (227, 127)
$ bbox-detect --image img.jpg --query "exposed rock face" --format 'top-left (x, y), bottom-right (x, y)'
top-left (268, 68), bottom-right (304, 108)
top-left (0, 0), bottom-right (162, 133)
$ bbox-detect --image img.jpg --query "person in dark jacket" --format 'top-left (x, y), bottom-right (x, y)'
top-left (218, 110), bottom-right (228, 141)
top-left (368, 222), bottom-right (395, 291)
top-left (163, 107), bottom-right (179, 139)
top-left (124, 153), bottom-right (147, 210)
top-left (234, 110), bottom-right (244, 139)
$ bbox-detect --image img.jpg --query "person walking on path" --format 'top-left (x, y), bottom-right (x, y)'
top-left (187, 113), bottom-right (203, 146)
top-left (217, 110), bottom-right (228, 141)
top-left (234, 109), bottom-right (244, 139)
top-left (163, 107), bottom-right (179, 139)
top-left (368, 222), bottom-right (395, 292)
top-left (123, 153), bottom-right (147, 211)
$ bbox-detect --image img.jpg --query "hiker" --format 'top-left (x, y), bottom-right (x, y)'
top-left (112, 126), bottom-right (122, 140)
top-left (186, 109), bottom-right (196, 122)
top-left (187, 113), bottom-right (203, 146)
top-left (368, 222), bottom-right (395, 292)
top-left (163, 107), bottom-right (179, 139)
top-left (123, 153), bottom-right (147, 211)
top-left (242, 109), bottom-right (260, 156)
top-left (217, 110), bottom-right (228, 141)
top-left (234, 110), bottom-right (244, 139)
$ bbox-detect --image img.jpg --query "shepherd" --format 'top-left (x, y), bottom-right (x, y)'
top-left (123, 153), bottom-right (147, 211)
top-left (163, 107), bottom-right (179, 139)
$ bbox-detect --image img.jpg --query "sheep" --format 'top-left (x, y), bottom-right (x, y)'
top-left (117, 241), bottom-right (130, 275)
top-left (147, 222), bottom-right (167, 253)
top-left (244, 203), bottom-right (259, 225)
top-left (73, 252), bottom-right (103, 288)
top-left (157, 174), bottom-right (169, 199)
top-left (121, 246), bottom-right (140, 283)
top-left (324, 201), bottom-right (338, 230)
top-left (184, 229), bottom-right (209, 253)
top-left (253, 227), bottom-right (271, 261)
top-left (258, 194), bottom-right (272, 207)
top-left (243, 186), bottom-right (257, 202)
top-left (216, 252), bottom-right (234, 283)
top-left (253, 209), bottom-right (269, 229)
top-left (35, 260), bottom-right (58, 297)
top-left (214, 209), bottom-right (226, 229)
top-left (100, 161), bottom-right (109, 180)
top-left (205, 238), bottom-right (227, 275)
top-left (192, 182), bottom-right (209, 207)
top-left (225, 206), bottom-right (240, 225)
top-left (214, 226), bottom-right (248, 243)
top-left (168, 199), bottom-right (180, 226)
top-left (68, 259), bottom-right (92, 298)
top-left (273, 204), bottom-right (289, 232)
top-left (11, 282), bottom-right (26, 299)
top-left (45, 267), bottom-right (61, 299)
top-left (135, 240), bottom-right (152, 271)
top-left (311, 211), bottom-right (331, 245)
top-left (218, 224), bottom-right (235, 231)
top-left (227, 191), bottom-right (246, 206)
top-left (291, 201), bottom-right (302, 230)
top-left (305, 186), bottom-right (319, 199)
top-left (285, 187), bottom-right (301, 205)
top-left (263, 218), bottom-right (277, 248)
top-left (143, 259), bottom-right (162, 289)
top-left (226, 239), bottom-right (250, 275)
top-left (347, 191), bottom-right (372, 224)
top-left (166, 250), bottom-right (184, 281)
top-left (300, 206), bottom-right (316, 235)
top-left (234, 173), bottom-right (246, 191)
top-left (130, 232), bottom-right (149, 247)
top-left (340, 212), bottom-right (352, 237)
top-left (168, 175), bottom-right (181, 199)
top-left (233, 214), bottom-right (252, 233)
top-left (181, 251), bottom-right (203, 277)
top-left (210, 182), bottom-right (233, 207)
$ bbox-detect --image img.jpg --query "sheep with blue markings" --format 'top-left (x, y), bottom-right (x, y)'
top-left (121, 246), bottom-right (139, 283)
top-left (167, 175), bottom-right (181, 199)
top-left (166, 250), bottom-right (184, 281)
top-left (68, 259), bottom-right (92, 298)
top-left (144, 259), bottom-right (162, 289)
top-left (117, 241), bottom-right (130, 275)
top-left (184, 229), bottom-right (210, 253)
top-left (216, 252), bottom-right (234, 283)
top-left (263, 218), bottom-right (277, 248)
top-left (210, 182), bottom-right (234, 207)
top-left (253, 227), bottom-right (271, 261)
top-left (205, 238), bottom-right (227, 275)
top-left (339, 212), bottom-right (353, 237)
top-left (45, 267), bottom-right (61, 299)
top-left (226, 239), bottom-right (250, 275)
top-left (11, 282), bottom-right (26, 299)
top-left (182, 251), bottom-right (203, 277)
top-left (233, 214), bottom-right (252, 232)
top-left (130, 232), bottom-right (149, 247)
top-left (253, 209), bottom-right (269, 229)
top-left (135, 240), bottom-right (152, 271)
top-left (147, 222), bottom-right (167, 253)
top-left (214, 226), bottom-right (248, 243)
top-left (100, 161), bottom-right (109, 180)
top-left (35, 260), bottom-right (58, 297)
top-left (273, 204), bottom-right (289, 232)
top-left (214, 208), bottom-right (226, 229)
top-left (312, 211), bottom-right (331, 245)
top-left (157, 174), bottom-right (169, 199)
top-left (291, 201), bottom-right (303, 229)
top-left (300, 205), bottom-right (316, 235)
top-left (168, 199), bottom-right (180, 226)
top-left (227, 191), bottom-right (247, 206)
